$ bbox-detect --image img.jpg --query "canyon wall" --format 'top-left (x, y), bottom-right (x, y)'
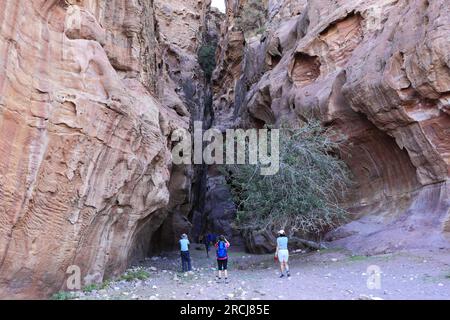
top-left (0, 0), bottom-right (216, 298)
top-left (212, 0), bottom-right (449, 253)
top-left (1, 0), bottom-right (449, 299)
top-left (146, 1), bottom-right (225, 253)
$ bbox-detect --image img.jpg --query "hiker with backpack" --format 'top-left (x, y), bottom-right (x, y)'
top-left (179, 233), bottom-right (192, 273)
top-left (275, 230), bottom-right (290, 278)
top-left (215, 235), bottom-right (230, 283)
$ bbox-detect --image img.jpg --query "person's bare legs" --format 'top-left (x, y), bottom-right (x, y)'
top-left (285, 262), bottom-right (290, 276)
top-left (224, 269), bottom-right (228, 283)
top-left (280, 262), bottom-right (285, 277)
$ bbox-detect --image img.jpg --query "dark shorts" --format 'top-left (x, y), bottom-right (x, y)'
top-left (217, 259), bottom-right (228, 271)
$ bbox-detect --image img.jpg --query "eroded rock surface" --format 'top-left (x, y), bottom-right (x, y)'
top-left (212, 0), bottom-right (450, 253)
top-left (0, 0), bottom-right (214, 298)
top-left (1, 0), bottom-right (449, 299)
top-left (147, 0), bottom-right (227, 252)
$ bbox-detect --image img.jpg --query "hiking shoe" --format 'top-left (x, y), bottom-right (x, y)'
top-left (287, 273), bottom-right (291, 277)
top-left (279, 274), bottom-right (285, 278)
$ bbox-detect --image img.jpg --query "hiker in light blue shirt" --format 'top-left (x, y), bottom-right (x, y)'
top-left (275, 230), bottom-right (290, 278)
top-left (179, 234), bottom-right (191, 272)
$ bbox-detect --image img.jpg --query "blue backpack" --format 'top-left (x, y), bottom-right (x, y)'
top-left (216, 241), bottom-right (227, 259)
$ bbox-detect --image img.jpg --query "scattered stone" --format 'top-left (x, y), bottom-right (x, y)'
top-left (254, 289), bottom-right (266, 296)
top-left (358, 294), bottom-right (383, 300)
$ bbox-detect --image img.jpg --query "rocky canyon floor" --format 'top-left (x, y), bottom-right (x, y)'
top-left (72, 246), bottom-right (450, 300)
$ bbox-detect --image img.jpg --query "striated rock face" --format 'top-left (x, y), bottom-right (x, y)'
top-left (147, 0), bottom-right (227, 252)
top-left (0, 0), bottom-right (448, 299)
top-left (213, 0), bottom-right (450, 253)
top-left (212, 1), bottom-right (246, 130)
top-left (0, 0), bottom-right (211, 298)
top-left (0, 0), bottom-right (164, 298)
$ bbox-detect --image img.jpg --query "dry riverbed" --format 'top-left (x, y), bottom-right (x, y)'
top-left (60, 246), bottom-right (450, 300)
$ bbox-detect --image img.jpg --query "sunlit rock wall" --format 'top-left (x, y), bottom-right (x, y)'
top-left (212, 0), bottom-right (450, 253)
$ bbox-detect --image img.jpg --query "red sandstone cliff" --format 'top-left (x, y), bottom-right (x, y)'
top-left (0, 0), bottom-right (449, 299)
top-left (211, 0), bottom-right (449, 252)
top-left (0, 0), bottom-right (216, 298)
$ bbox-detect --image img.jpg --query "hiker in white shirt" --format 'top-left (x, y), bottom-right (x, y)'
top-left (275, 230), bottom-right (290, 278)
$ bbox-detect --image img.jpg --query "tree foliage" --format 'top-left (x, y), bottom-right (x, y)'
top-left (235, 0), bottom-right (267, 36)
top-left (198, 43), bottom-right (217, 80)
top-left (222, 120), bottom-right (352, 237)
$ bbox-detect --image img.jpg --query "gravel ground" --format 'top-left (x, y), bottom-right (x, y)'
top-left (77, 246), bottom-right (450, 300)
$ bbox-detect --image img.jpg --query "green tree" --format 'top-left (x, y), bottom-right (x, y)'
top-left (198, 43), bottom-right (217, 81)
top-left (222, 120), bottom-right (352, 237)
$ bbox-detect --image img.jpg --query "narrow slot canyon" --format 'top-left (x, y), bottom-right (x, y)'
top-left (0, 0), bottom-right (449, 300)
